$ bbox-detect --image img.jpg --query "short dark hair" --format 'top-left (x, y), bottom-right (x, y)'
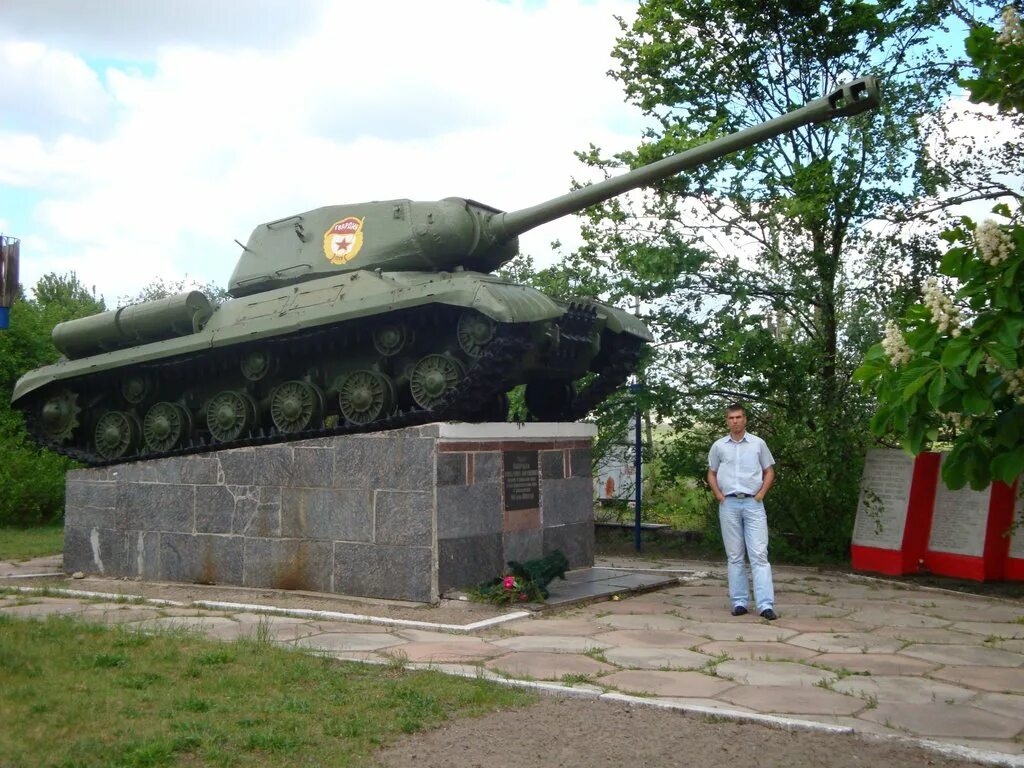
top-left (725, 402), bottom-right (746, 415)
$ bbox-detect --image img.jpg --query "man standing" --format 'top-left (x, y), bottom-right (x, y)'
top-left (707, 403), bottom-right (777, 620)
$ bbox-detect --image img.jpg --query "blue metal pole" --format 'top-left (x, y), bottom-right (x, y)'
top-left (633, 402), bottom-right (642, 552)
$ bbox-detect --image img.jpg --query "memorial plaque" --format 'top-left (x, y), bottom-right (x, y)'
top-left (503, 450), bottom-right (539, 511)
top-left (852, 449), bottom-right (915, 550)
top-left (927, 457), bottom-right (988, 557)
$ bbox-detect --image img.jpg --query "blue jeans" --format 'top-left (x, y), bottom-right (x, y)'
top-left (719, 496), bottom-right (774, 612)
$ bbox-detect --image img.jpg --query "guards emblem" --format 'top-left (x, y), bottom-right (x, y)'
top-left (323, 217), bottom-right (365, 265)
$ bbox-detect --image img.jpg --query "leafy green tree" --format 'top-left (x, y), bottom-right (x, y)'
top-left (0, 273), bottom-right (105, 525)
top-left (856, 7), bottom-right (1024, 490)
top-left (117, 276), bottom-right (229, 307)
top-left (571, 0), bottom-right (1004, 557)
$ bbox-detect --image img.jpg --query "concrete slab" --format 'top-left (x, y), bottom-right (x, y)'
top-left (655, 697), bottom-right (756, 713)
top-left (696, 641), bottom-right (819, 662)
top-left (870, 625), bottom-right (982, 645)
top-left (600, 669), bottom-right (736, 698)
top-left (593, 614), bottom-right (692, 631)
top-left (810, 653), bottom-right (939, 676)
top-left (842, 610), bottom-right (952, 629)
top-left (792, 714), bottom-right (903, 737)
top-left (490, 635), bottom-right (611, 653)
top-left (389, 640), bottom-right (502, 663)
top-left (832, 675), bottom-right (976, 705)
top-left (77, 606), bottom-right (162, 625)
top-left (0, 601), bottom-right (88, 618)
top-left (718, 685), bottom-right (865, 716)
top-left (969, 691), bottom-right (1024, 720)
top-left (684, 621), bottom-right (799, 642)
top-left (930, 665), bottom-right (1024, 694)
top-left (714, 660), bottom-right (836, 688)
top-left (772, 618), bottom-right (862, 633)
top-left (592, 629), bottom-right (709, 649)
top-left (786, 632), bottom-right (906, 654)
top-left (861, 702), bottom-right (1023, 738)
top-left (289, 632), bottom-right (406, 653)
top-left (501, 618), bottom-right (604, 636)
top-left (767, 603), bottom-right (852, 619)
top-left (950, 621), bottom-right (1024, 639)
top-left (899, 643), bottom-right (1024, 667)
top-left (601, 647), bottom-right (711, 670)
top-left (485, 652), bottom-right (615, 681)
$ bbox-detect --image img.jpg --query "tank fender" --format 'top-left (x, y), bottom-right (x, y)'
top-left (468, 281), bottom-right (564, 324)
top-left (591, 302), bottom-right (654, 342)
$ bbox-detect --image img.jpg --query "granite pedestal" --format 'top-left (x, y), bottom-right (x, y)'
top-left (63, 423), bottom-right (596, 603)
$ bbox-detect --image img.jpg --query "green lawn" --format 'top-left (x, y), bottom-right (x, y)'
top-left (0, 615), bottom-right (534, 767)
top-left (0, 525), bottom-right (63, 562)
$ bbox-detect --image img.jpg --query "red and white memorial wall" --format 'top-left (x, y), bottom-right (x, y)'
top-left (851, 450), bottom-right (1023, 581)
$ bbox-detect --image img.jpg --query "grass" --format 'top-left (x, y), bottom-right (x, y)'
top-left (0, 615), bottom-right (534, 767)
top-left (0, 525), bottom-right (64, 562)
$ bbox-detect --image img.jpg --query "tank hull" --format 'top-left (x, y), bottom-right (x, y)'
top-left (13, 269), bottom-right (649, 465)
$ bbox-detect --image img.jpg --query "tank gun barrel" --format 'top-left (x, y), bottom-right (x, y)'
top-left (488, 76), bottom-right (880, 242)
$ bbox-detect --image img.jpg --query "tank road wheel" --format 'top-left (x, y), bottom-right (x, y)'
top-left (143, 402), bottom-right (192, 453)
top-left (525, 381), bottom-right (576, 422)
top-left (457, 311), bottom-right (496, 357)
top-left (206, 390), bottom-right (257, 442)
top-left (38, 389), bottom-right (81, 443)
top-left (337, 371), bottom-right (394, 425)
top-left (94, 411), bottom-right (141, 460)
top-left (270, 381), bottom-right (323, 434)
top-left (240, 350), bottom-right (273, 382)
top-left (372, 323), bottom-right (410, 357)
top-left (409, 355), bottom-right (464, 410)
top-left (121, 374), bottom-right (154, 405)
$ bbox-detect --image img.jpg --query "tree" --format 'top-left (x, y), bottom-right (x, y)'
top-left (856, 6), bottom-right (1024, 490)
top-left (117, 276), bottom-right (229, 307)
top-left (0, 273), bottom-right (105, 525)
top-left (571, 0), bottom-right (1002, 557)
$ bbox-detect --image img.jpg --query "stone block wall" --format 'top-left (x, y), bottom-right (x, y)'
top-left (64, 423), bottom-right (596, 603)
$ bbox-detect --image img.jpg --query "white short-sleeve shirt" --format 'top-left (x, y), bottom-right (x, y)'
top-left (708, 432), bottom-right (775, 496)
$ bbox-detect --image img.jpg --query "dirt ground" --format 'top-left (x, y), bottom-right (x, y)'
top-left (374, 697), bottom-right (995, 768)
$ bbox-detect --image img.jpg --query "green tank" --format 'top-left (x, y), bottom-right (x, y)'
top-left (12, 77), bottom-right (880, 465)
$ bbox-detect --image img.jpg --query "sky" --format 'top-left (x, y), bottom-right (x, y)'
top-left (0, 0), bottom-right (643, 306)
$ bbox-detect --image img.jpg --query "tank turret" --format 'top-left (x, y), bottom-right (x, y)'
top-left (13, 77), bottom-right (881, 465)
top-left (229, 77), bottom-right (879, 297)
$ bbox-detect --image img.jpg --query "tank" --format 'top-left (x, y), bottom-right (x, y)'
top-left (12, 77), bottom-right (880, 465)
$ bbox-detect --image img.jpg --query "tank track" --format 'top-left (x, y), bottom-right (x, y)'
top-left (26, 311), bottom-right (645, 468)
top-left (28, 319), bottom-right (531, 467)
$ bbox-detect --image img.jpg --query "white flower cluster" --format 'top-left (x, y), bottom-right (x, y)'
top-left (998, 6), bottom-right (1024, 45)
top-left (922, 277), bottom-right (962, 334)
top-left (975, 220), bottom-right (1014, 266)
top-left (882, 320), bottom-right (913, 366)
top-left (1004, 368), bottom-right (1024, 404)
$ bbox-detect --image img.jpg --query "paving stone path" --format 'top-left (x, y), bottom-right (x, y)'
top-left (3, 554), bottom-right (1024, 764)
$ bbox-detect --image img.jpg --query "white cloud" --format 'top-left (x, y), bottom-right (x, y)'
top-left (0, 0), bottom-right (645, 305)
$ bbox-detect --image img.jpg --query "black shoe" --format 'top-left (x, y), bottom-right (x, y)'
top-left (760, 608), bottom-right (778, 621)
top-left (730, 606), bottom-right (748, 616)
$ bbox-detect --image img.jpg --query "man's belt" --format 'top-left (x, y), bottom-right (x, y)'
top-left (726, 492), bottom-right (753, 499)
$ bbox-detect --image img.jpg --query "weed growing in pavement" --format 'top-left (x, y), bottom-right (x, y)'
top-left (560, 673), bottom-right (595, 685)
top-left (582, 647), bottom-right (610, 665)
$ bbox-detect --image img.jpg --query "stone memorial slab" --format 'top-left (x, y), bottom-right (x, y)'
top-left (850, 450), bottom-right (938, 576)
top-left (924, 460), bottom-right (1017, 581)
